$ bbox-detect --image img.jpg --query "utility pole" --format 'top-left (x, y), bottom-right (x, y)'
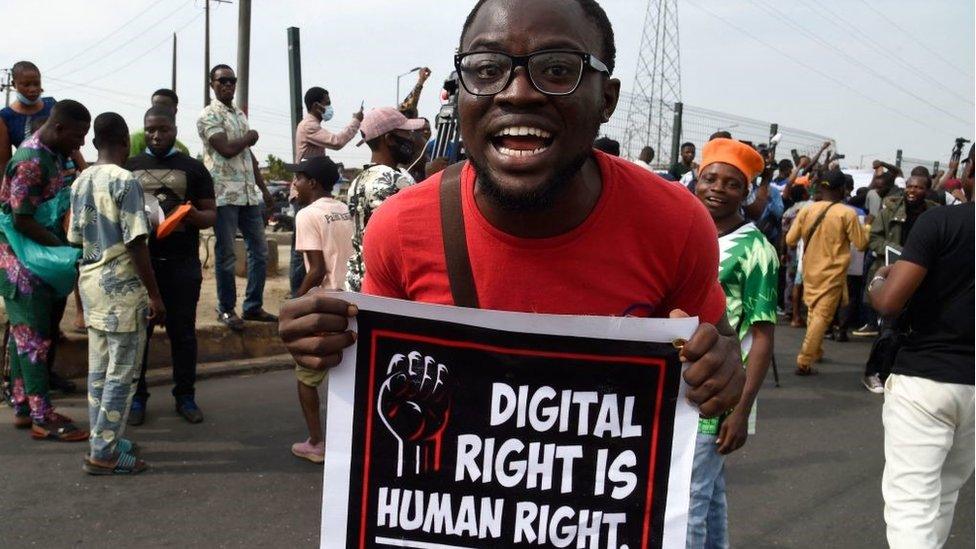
top-left (287, 27), bottom-right (302, 161)
top-left (236, 0), bottom-right (251, 114)
top-left (1, 69), bottom-right (11, 107)
top-left (204, 0), bottom-right (211, 106)
top-left (171, 33), bottom-right (177, 92)
top-left (203, 0), bottom-right (232, 107)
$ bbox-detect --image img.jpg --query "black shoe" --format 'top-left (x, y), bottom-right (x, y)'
top-left (128, 399), bottom-right (146, 426)
top-left (241, 309), bottom-right (278, 322)
top-left (49, 372), bottom-right (77, 394)
top-left (836, 330), bottom-right (849, 342)
top-left (217, 310), bottom-right (245, 331)
top-left (175, 396), bottom-right (204, 424)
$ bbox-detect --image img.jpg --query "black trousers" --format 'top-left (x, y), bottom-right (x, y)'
top-left (136, 256), bottom-right (202, 400)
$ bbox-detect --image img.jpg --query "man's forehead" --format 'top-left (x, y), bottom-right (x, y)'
top-left (214, 68), bottom-right (234, 77)
top-left (462, 0), bottom-right (600, 53)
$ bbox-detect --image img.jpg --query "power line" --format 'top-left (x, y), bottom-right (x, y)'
top-left (857, 0), bottom-right (974, 78)
top-left (73, 12), bottom-right (203, 88)
top-left (46, 1), bottom-right (160, 73)
top-left (683, 0), bottom-right (951, 138)
top-left (746, 0), bottom-right (969, 127)
top-left (798, 0), bottom-right (973, 106)
top-left (52, 0), bottom-right (192, 79)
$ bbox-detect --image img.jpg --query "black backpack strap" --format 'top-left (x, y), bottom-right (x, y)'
top-left (438, 162), bottom-right (479, 308)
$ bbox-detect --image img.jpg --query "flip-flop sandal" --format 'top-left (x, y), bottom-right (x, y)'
top-left (83, 451), bottom-right (147, 475)
top-left (116, 438), bottom-right (139, 454)
top-left (31, 415), bottom-right (89, 442)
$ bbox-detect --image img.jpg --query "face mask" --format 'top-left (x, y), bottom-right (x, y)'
top-left (321, 105), bottom-right (334, 122)
top-left (15, 92), bottom-right (40, 106)
top-left (389, 135), bottom-right (416, 165)
top-left (145, 146), bottom-right (178, 158)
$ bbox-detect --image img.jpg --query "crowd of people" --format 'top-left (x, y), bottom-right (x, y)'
top-left (1, 0), bottom-right (972, 546)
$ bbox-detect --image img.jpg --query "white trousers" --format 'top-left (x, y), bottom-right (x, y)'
top-left (882, 373), bottom-right (975, 549)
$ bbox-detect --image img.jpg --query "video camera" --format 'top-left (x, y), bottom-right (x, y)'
top-left (431, 72), bottom-right (465, 163)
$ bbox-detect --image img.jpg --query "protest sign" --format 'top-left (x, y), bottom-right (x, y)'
top-left (322, 293), bottom-right (699, 549)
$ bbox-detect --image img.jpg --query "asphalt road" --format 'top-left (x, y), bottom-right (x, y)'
top-left (0, 324), bottom-right (971, 548)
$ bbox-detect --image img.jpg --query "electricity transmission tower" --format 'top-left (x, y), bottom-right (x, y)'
top-left (623, 0), bottom-right (682, 165)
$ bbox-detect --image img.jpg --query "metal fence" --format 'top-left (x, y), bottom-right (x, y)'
top-left (600, 92), bottom-right (834, 168)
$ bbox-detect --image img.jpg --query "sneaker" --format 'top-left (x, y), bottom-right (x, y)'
top-left (175, 396), bottom-right (204, 424)
top-left (128, 398), bottom-right (146, 426)
top-left (291, 438), bottom-right (325, 463)
top-left (31, 411), bottom-right (88, 442)
top-left (862, 374), bottom-right (885, 394)
top-left (836, 330), bottom-right (850, 343)
top-left (217, 310), bottom-right (245, 331)
top-left (852, 323), bottom-right (879, 337)
top-left (241, 309), bottom-right (278, 323)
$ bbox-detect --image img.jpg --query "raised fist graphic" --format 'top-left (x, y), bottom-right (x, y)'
top-left (377, 351), bottom-right (453, 477)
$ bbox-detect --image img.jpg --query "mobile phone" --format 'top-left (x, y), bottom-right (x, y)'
top-left (360, 100), bottom-right (365, 110)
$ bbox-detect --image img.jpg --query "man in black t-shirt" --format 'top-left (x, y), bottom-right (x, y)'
top-left (869, 183), bottom-right (974, 548)
top-left (124, 106), bottom-right (217, 425)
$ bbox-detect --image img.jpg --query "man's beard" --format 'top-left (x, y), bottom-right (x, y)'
top-left (469, 151), bottom-right (589, 212)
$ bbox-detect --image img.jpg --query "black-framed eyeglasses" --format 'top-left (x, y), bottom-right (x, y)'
top-left (454, 50), bottom-right (610, 97)
top-left (214, 77), bottom-right (238, 85)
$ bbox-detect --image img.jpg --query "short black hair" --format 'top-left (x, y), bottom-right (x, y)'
top-left (93, 112), bottom-right (129, 148)
top-left (304, 87), bottom-right (329, 112)
top-left (144, 106), bottom-right (176, 123)
top-left (210, 64), bottom-right (233, 80)
top-left (365, 137), bottom-right (382, 152)
top-left (778, 159), bottom-right (793, 171)
top-left (593, 136), bottom-right (620, 156)
top-left (681, 141), bottom-right (696, 150)
top-left (49, 99), bottom-right (91, 126)
top-left (708, 131), bottom-right (731, 141)
top-left (11, 60), bottom-right (39, 79)
top-left (909, 165), bottom-right (930, 178)
top-left (151, 88), bottom-right (179, 105)
top-left (460, 0), bottom-right (616, 75)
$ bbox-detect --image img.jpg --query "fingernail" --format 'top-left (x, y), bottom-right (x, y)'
top-left (350, 331), bottom-right (358, 342)
top-left (348, 304), bottom-right (359, 316)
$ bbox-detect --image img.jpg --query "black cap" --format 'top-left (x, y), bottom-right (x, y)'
top-left (819, 169), bottom-right (847, 190)
top-left (283, 156), bottom-right (339, 187)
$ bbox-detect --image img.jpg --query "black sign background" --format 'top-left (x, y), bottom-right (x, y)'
top-left (341, 309), bottom-right (683, 549)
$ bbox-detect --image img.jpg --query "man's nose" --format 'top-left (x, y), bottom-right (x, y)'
top-left (494, 66), bottom-right (547, 107)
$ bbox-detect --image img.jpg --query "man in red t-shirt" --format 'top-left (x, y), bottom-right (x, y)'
top-left (278, 0), bottom-right (744, 419)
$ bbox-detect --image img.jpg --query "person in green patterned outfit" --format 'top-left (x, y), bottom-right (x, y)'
top-left (0, 100), bottom-right (90, 441)
top-left (687, 138), bottom-right (778, 548)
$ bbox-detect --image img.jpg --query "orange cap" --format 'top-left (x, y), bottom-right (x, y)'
top-left (699, 138), bottom-right (765, 182)
top-left (795, 175), bottom-right (810, 187)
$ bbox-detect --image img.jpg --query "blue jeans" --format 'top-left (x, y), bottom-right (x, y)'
top-left (289, 203), bottom-right (306, 298)
top-left (687, 433), bottom-right (729, 549)
top-left (214, 205), bottom-right (268, 314)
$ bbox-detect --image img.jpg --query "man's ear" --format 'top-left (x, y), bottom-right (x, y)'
top-left (601, 77), bottom-right (621, 123)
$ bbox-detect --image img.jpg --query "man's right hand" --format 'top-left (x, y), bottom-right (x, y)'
top-left (246, 129), bottom-right (260, 146)
top-left (419, 67), bottom-right (432, 82)
top-left (354, 108), bottom-right (365, 122)
top-left (148, 296), bottom-right (167, 325)
top-left (279, 288), bottom-right (358, 370)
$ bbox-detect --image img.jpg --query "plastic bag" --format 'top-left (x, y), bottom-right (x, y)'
top-left (0, 187), bottom-right (80, 297)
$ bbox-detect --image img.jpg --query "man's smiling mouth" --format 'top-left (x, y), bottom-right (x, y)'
top-left (490, 125), bottom-right (554, 158)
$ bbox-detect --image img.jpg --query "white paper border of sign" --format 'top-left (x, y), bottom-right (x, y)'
top-left (321, 292), bottom-right (699, 549)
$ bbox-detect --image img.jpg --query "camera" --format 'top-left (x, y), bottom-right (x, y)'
top-left (431, 71), bottom-right (465, 162)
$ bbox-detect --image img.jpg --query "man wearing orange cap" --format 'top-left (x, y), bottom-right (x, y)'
top-left (786, 170), bottom-right (868, 374)
top-left (689, 138), bottom-right (778, 547)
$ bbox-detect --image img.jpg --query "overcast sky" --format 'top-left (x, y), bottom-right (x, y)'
top-left (3, 0), bottom-right (973, 171)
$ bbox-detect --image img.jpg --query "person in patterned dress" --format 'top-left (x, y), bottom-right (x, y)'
top-left (688, 138), bottom-right (779, 548)
top-left (0, 100), bottom-right (90, 440)
top-left (344, 107), bottom-right (425, 292)
top-left (70, 113), bottom-right (165, 474)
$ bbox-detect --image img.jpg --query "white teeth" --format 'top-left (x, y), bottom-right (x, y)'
top-left (493, 126), bottom-right (552, 139)
top-left (497, 145), bottom-right (549, 157)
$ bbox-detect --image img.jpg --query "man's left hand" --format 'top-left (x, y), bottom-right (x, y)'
top-left (671, 310), bottom-right (745, 418)
top-left (716, 409), bottom-right (748, 455)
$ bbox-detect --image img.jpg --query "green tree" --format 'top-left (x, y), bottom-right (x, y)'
top-left (265, 154), bottom-right (291, 181)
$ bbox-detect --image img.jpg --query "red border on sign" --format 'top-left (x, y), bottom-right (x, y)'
top-left (358, 329), bottom-right (669, 549)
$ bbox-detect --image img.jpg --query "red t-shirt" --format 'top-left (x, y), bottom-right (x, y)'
top-left (363, 150), bottom-right (726, 323)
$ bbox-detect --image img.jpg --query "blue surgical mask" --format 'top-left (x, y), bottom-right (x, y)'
top-left (15, 92), bottom-right (40, 106)
top-left (145, 146), bottom-right (179, 158)
top-left (321, 105), bottom-right (334, 122)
